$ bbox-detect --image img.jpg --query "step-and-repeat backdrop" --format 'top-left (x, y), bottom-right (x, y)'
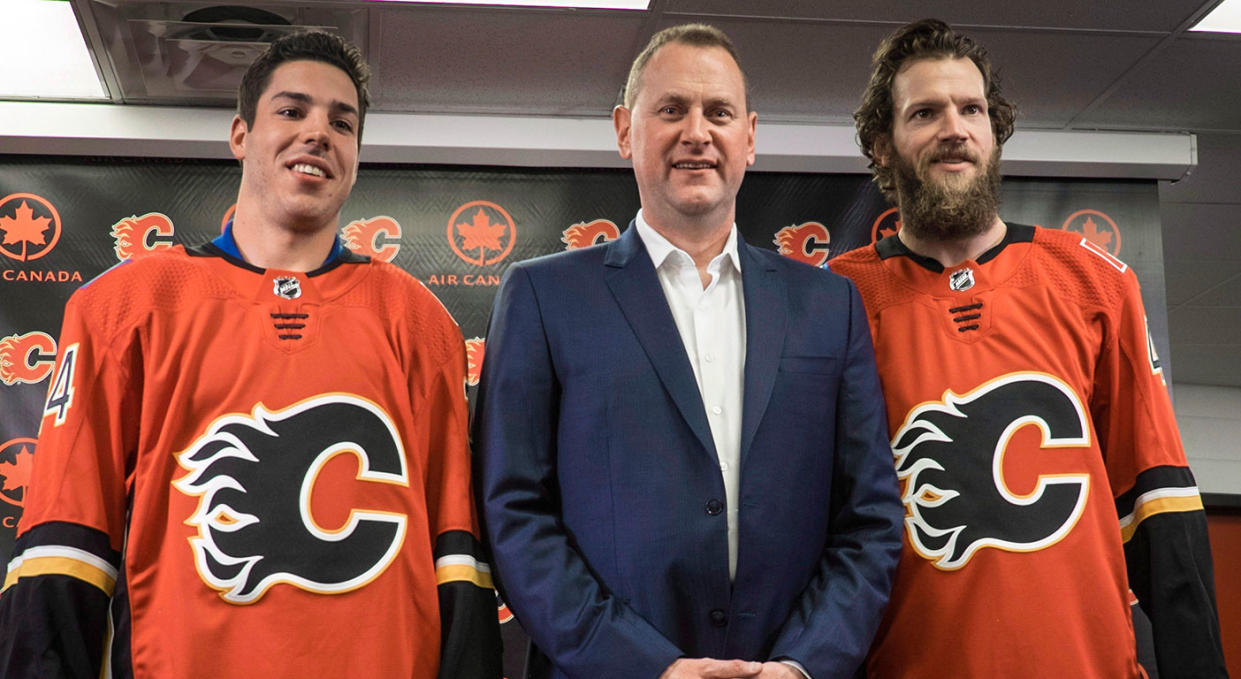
top-left (0, 156), bottom-right (1168, 672)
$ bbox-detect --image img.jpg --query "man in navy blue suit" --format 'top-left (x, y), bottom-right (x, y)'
top-left (473, 24), bottom-right (902, 679)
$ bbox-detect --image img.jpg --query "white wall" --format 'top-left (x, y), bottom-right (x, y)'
top-left (1175, 384), bottom-right (1241, 495)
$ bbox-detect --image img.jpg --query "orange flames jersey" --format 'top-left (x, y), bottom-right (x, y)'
top-left (0, 242), bottom-right (498, 679)
top-left (832, 225), bottom-right (1223, 679)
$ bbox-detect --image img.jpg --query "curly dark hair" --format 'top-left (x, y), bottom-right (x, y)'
top-left (237, 30), bottom-right (371, 144)
top-left (623, 23), bottom-right (748, 110)
top-left (854, 19), bottom-right (1015, 201)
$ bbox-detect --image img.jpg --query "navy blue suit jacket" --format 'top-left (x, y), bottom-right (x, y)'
top-left (473, 224), bottom-right (902, 679)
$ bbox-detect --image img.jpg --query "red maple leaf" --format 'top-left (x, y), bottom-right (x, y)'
top-left (0, 201), bottom-right (51, 247)
top-left (0, 445), bottom-right (34, 494)
top-left (457, 209), bottom-right (506, 252)
top-left (1081, 217), bottom-right (1112, 249)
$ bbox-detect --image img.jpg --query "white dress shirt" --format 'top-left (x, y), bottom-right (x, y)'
top-left (634, 213), bottom-right (811, 679)
top-left (635, 210), bottom-right (746, 579)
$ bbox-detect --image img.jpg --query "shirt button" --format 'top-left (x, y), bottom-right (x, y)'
top-left (719, 461), bottom-right (729, 472)
top-left (709, 609), bottom-right (727, 627)
top-left (711, 405), bottom-right (722, 415)
top-left (705, 499), bottom-right (723, 515)
top-left (704, 352), bottom-right (714, 362)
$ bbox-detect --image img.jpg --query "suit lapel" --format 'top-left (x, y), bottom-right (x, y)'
top-left (604, 223), bottom-right (717, 461)
top-left (739, 242), bottom-right (786, 465)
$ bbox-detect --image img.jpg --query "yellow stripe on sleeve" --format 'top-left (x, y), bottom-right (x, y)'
top-left (1120, 493), bottom-right (1204, 543)
top-left (3, 547), bottom-right (118, 596)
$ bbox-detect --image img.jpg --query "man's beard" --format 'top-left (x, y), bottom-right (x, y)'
top-left (892, 142), bottom-right (1001, 242)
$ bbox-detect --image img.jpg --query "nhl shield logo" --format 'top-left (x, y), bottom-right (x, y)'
top-left (949, 268), bottom-right (975, 291)
top-left (273, 276), bottom-right (302, 300)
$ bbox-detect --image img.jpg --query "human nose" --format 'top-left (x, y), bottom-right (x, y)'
top-left (301, 109), bottom-right (332, 149)
top-left (680, 108), bottom-right (711, 145)
top-left (938, 109), bottom-right (968, 142)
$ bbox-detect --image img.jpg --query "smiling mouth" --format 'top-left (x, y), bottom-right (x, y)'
top-left (290, 163), bottom-right (329, 178)
top-left (672, 161), bottom-right (716, 170)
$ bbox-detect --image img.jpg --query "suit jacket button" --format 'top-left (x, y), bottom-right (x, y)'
top-left (705, 499), bottom-right (723, 515)
top-left (709, 609), bottom-right (727, 627)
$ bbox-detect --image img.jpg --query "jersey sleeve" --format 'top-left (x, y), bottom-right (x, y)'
top-left (1093, 267), bottom-right (1228, 679)
top-left (0, 286), bottom-right (139, 678)
top-left (410, 293), bottom-right (502, 679)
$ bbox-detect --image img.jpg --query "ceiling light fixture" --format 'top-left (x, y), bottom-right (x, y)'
top-left (1190, 0), bottom-right (1241, 33)
top-left (0, 0), bottom-right (106, 100)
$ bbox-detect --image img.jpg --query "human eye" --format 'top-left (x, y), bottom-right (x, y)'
top-left (332, 118), bottom-right (355, 134)
top-left (276, 106), bottom-right (303, 119)
top-left (963, 103), bottom-right (985, 116)
top-left (710, 107), bottom-right (735, 121)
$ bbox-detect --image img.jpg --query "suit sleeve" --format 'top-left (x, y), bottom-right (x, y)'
top-left (472, 266), bottom-right (684, 679)
top-left (0, 291), bottom-right (136, 679)
top-left (768, 280), bottom-right (904, 679)
top-left (415, 305), bottom-right (502, 679)
top-left (1094, 270), bottom-right (1227, 679)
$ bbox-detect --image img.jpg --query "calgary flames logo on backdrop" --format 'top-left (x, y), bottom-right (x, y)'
top-left (773, 222), bottom-right (831, 267)
top-left (447, 201), bottom-right (516, 266)
top-left (0, 331), bottom-right (57, 386)
top-left (1062, 209), bottom-right (1121, 256)
top-left (465, 338), bottom-right (485, 387)
top-left (0, 193), bottom-right (62, 262)
top-left (0, 437), bottom-right (36, 508)
top-left (174, 395), bottom-right (409, 604)
top-left (892, 373), bottom-right (1091, 570)
top-left (111, 212), bottom-right (175, 262)
top-left (871, 207), bottom-right (902, 243)
top-left (342, 216), bottom-right (402, 263)
top-left (561, 219), bottom-right (620, 250)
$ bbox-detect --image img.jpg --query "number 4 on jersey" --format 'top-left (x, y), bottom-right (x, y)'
top-left (43, 343), bottom-right (79, 426)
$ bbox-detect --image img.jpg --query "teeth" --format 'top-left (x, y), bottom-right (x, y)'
top-left (674, 162), bottom-right (714, 169)
top-left (292, 163), bottom-right (325, 177)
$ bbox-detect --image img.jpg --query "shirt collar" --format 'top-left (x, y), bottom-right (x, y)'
top-left (213, 220), bottom-right (345, 269)
top-left (634, 209), bottom-right (741, 274)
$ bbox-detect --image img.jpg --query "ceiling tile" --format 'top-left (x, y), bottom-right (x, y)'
top-left (372, 7), bottom-right (651, 114)
top-left (1073, 34), bottom-right (1241, 131)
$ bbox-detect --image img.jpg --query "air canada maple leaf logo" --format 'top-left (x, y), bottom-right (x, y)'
top-left (773, 222), bottom-right (831, 267)
top-left (0, 193), bottom-right (62, 262)
top-left (871, 207), bottom-right (902, 244)
top-left (465, 337), bottom-right (485, 387)
top-left (1062, 209), bottom-right (1122, 257)
top-left (0, 437), bottom-right (37, 508)
top-left (447, 201), bottom-right (516, 266)
top-left (342, 216), bottom-right (402, 263)
top-left (561, 219), bottom-right (620, 250)
top-left (111, 212), bottom-right (175, 262)
top-left (0, 331), bottom-right (57, 386)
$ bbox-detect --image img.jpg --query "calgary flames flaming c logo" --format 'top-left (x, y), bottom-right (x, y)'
top-left (174, 395), bottom-right (409, 604)
top-left (0, 331), bottom-right (57, 386)
top-left (773, 222), bottom-right (831, 267)
top-left (561, 219), bottom-right (620, 250)
top-left (110, 212), bottom-right (175, 262)
top-left (342, 216), bottom-right (402, 263)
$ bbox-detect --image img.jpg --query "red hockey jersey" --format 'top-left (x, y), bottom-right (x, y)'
top-left (831, 224), bottom-right (1224, 678)
top-left (0, 238), bottom-right (499, 678)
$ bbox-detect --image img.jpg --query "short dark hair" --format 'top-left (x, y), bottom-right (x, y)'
top-left (623, 23), bottom-right (749, 110)
top-left (237, 30), bottom-right (372, 143)
top-left (854, 19), bottom-right (1016, 200)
